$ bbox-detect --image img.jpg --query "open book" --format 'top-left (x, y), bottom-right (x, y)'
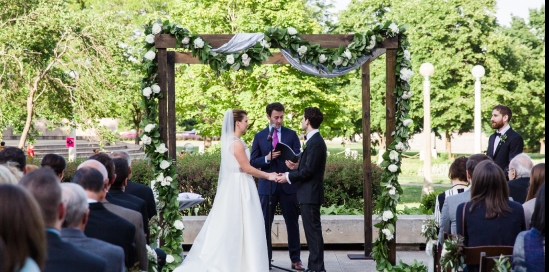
top-left (274, 142), bottom-right (300, 162)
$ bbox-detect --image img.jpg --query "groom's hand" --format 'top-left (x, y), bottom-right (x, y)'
top-left (275, 174), bottom-right (288, 183)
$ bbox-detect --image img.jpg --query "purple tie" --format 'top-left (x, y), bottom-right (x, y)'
top-left (272, 128), bottom-right (279, 149)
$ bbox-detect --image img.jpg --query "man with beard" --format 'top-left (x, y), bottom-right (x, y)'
top-left (486, 104), bottom-right (524, 178)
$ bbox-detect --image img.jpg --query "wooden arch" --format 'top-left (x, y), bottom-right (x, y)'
top-left (154, 34), bottom-right (399, 264)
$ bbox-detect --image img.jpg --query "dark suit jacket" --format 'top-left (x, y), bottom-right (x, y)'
top-left (61, 228), bottom-right (125, 272)
top-left (125, 180), bottom-right (157, 219)
top-left (109, 189), bottom-right (149, 241)
top-left (251, 126), bottom-right (301, 195)
top-left (288, 132), bottom-right (327, 204)
top-left (84, 202), bottom-right (136, 268)
top-left (106, 192), bottom-right (140, 212)
top-left (45, 230), bottom-right (107, 272)
top-left (508, 177), bottom-right (530, 204)
top-left (486, 128), bottom-right (524, 173)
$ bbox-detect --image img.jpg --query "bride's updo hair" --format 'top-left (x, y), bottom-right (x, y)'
top-left (233, 109), bottom-right (247, 128)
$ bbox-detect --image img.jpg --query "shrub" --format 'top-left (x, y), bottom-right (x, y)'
top-left (420, 191), bottom-right (444, 214)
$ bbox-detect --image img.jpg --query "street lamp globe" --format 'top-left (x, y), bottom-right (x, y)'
top-left (420, 63), bottom-right (435, 77)
top-left (471, 65), bottom-right (485, 78)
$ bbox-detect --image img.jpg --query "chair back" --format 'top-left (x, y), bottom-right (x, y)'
top-left (463, 246), bottom-right (514, 265)
top-left (480, 254), bottom-right (513, 272)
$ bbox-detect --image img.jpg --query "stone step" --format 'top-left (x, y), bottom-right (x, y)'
top-left (33, 147), bottom-right (143, 154)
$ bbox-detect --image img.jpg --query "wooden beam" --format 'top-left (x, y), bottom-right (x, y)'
top-left (155, 34), bottom-right (397, 49)
top-left (173, 52), bottom-right (289, 64)
top-left (156, 48), bottom-right (168, 248)
top-left (167, 52), bottom-right (177, 162)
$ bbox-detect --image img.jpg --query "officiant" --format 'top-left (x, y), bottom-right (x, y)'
top-left (250, 102), bottom-right (304, 271)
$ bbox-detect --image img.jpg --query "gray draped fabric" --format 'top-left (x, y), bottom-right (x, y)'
top-left (211, 33), bottom-right (264, 53)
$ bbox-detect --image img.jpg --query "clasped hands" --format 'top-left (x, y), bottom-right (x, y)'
top-left (267, 160), bottom-right (298, 183)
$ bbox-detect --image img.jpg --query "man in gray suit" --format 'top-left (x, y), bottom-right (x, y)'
top-left (60, 183), bottom-right (125, 272)
top-left (439, 154), bottom-right (492, 245)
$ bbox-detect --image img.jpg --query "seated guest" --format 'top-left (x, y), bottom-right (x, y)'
top-left (72, 166), bottom-right (138, 269)
top-left (513, 183), bottom-right (545, 272)
top-left (19, 168), bottom-right (107, 272)
top-left (507, 153), bottom-right (533, 204)
top-left (456, 161), bottom-right (525, 272)
top-left (0, 165), bottom-right (18, 184)
top-left (434, 156), bottom-right (468, 225)
top-left (60, 183), bottom-right (125, 272)
top-left (0, 147), bottom-right (26, 173)
top-left (24, 165), bottom-right (39, 174)
top-left (41, 154), bottom-right (66, 181)
top-left (0, 184), bottom-right (46, 272)
top-left (523, 163), bottom-right (544, 229)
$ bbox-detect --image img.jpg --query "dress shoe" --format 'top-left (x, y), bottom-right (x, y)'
top-left (291, 261), bottom-right (305, 271)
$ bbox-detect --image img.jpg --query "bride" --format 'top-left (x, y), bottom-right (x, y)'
top-left (175, 109), bottom-right (276, 272)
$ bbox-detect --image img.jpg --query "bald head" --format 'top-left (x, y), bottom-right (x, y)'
top-left (509, 153), bottom-right (533, 179)
top-left (77, 159), bottom-right (108, 182)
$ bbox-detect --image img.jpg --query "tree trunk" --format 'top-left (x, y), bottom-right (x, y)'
top-left (18, 96), bottom-right (34, 149)
top-left (204, 135), bottom-right (212, 148)
top-left (445, 130), bottom-right (452, 160)
top-left (540, 140), bottom-right (545, 154)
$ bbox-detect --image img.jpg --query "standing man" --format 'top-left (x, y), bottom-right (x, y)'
top-left (250, 102), bottom-right (304, 271)
top-left (486, 104), bottom-right (524, 177)
top-left (276, 107), bottom-right (327, 272)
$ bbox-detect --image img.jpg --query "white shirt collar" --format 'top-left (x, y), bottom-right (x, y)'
top-left (87, 199), bottom-right (98, 203)
top-left (497, 124), bottom-right (510, 135)
top-left (305, 129), bottom-right (319, 143)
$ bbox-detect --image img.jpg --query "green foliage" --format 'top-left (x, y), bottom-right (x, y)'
top-left (492, 254), bottom-right (512, 272)
top-left (420, 191), bottom-right (439, 214)
top-left (440, 235), bottom-right (465, 271)
top-left (392, 260), bottom-right (428, 272)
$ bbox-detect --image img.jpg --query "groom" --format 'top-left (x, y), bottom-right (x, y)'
top-left (250, 102), bottom-right (304, 270)
top-left (276, 107), bottom-right (327, 272)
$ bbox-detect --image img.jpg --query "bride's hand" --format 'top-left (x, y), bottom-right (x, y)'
top-left (267, 172), bottom-right (278, 181)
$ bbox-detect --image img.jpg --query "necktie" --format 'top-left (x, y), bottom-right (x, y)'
top-left (272, 128), bottom-right (279, 149)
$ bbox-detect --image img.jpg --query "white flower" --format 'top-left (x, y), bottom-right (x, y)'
top-left (182, 37), bottom-right (190, 45)
top-left (152, 23), bottom-right (162, 35)
top-left (156, 173), bottom-right (164, 182)
top-left (388, 23), bottom-right (399, 34)
top-left (155, 143), bottom-right (168, 153)
top-left (382, 228), bottom-right (394, 240)
top-left (141, 135), bottom-right (152, 145)
top-left (144, 50), bottom-right (156, 61)
top-left (333, 57), bottom-right (343, 66)
top-left (242, 57), bottom-right (251, 67)
top-left (344, 49), bottom-right (352, 59)
top-left (403, 119), bottom-right (413, 127)
top-left (160, 178), bottom-right (171, 186)
top-left (382, 210), bottom-right (394, 221)
top-left (389, 150), bottom-right (399, 162)
top-left (118, 42), bottom-right (128, 49)
top-left (145, 34), bottom-right (155, 44)
top-left (165, 254), bottom-right (174, 263)
top-left (395, 142), bottom-right (405, 151)
top-left (400, 68), bottom-right (414, 82)
top-left (151, 84), bottom-right (161, 94)
top-left (389, 187), bottom-right (396, 195)
top-left (260, 39), bottom-right (270, 49)
top-left (146, 245), bottom-right (157, 261)
top-left (142, 87), bottom-right (152, 98)
top-left (194, 37), bottom-right (204, 48)
top-left (241, 53), bottom-right (249, 60)
top-left (366, 35), bottom-right (376, 50)
top-left (318, 54), bottom-right (327, 64)
top-left (297, 45), bottom-right (308, 56)
top-left (403, 49), bottom-right (411, 61)
top-left (174, 220), bottom-right (185, 230)
top-left (287, 27), bottom-right (298, 35)
top-left (440, 244), bottom-right (449, 258)
top-left (226, 54), bottom-right (235, 64)
top-left (388, 164), bottom-right (398, 173)
top-left (401, 91), bottom-right (413, 100)
top-left (144, 124), bottom-right (155, 133)
top-left (159, 160), bottom-right (171, 169)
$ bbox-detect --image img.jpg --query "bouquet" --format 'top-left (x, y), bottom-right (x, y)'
top-left (440, 235), bottom-right (465, 272)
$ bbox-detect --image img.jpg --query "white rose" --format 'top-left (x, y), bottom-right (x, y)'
top-left (395, 142), bottom-right (405, 151)
top-left (388, 164), bottom-right (398, 173)
top-left (142, 87), bottom-right (152, 98)
top-left (403, 119), bottom-right (413, 127)
top-left (383, 228), bottom-right (394, 240)
top-left (152, 23), bottom-right (162, 35)
top-left (141, 135), bottom-right (152, 145)
top-left (151, 84), bottom-right (161, 94)
top-left (400, 68), bottom-right (414, 82)
top-left (388, 23), bottom-right (399, 34)
top-left (128, 56), bottom-right (138, 63)
top-left (165, 254), bottom-right (174, 263)
top-left (287, 27), bottom-right (298, 35)
top-left (144, 50), bottom-right (156, 61)
top-left (260, 39), bottom-right (270, 49)
top-left (226, 54), bottom-right (235, 64)
top-left (146, 245), bottom-right (157, 260)
top-left (159, 160), bottom-right (170, 169)
top-left (155, 143), bottom-right (168, 153)
top-left (333, 57), bottom-right (343, 66)
top-left (403, 49), bottom-right (411, 61)
top-left (389, 150), bottom-right (399, 162)
top-left (161, 178), bottom-right (171, 186)
top-left (194, 37), bottom-right (204, 49)
top-left (144, 124), bottom-right (155, 133)
top-left (145, 34), bottom-right (155, 44)
top-left (344, 49), bottom-right (352, 59)
top-left (366, 35), bottom-right (376, 50)
top-left (156, 173), bottom-right (164, 182)
top-left (182, 37), bottom-right (190, 45)
top-left (241, 53), bottom-right (249, 60)
top-left (389, 187), bottom-right (396, 195)
top-left (318, 54), bottom-right (327, 64)
top-left (382, 210), bottom-right (394, 221)
top-left (297, 45), bottom-right (308, 56)
top-left (401, 91), bottom-right (413, 100)
top-left (174, 220), bottom-right (185, 230)
top-left (242, 58), bottom-right (251, 67)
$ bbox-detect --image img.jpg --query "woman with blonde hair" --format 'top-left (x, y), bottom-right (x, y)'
top-left (523, 163), bottom-right (544, 229)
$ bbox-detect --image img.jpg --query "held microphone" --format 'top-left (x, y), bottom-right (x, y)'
top-left (267, 124), bottom-right (276, 140)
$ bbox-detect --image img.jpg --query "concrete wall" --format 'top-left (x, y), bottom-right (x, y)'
top-left (2, 118), bottom-right (119, 138)
top-left (182, 215), bottom-right (430, 246)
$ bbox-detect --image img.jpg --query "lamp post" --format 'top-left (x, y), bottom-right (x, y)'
top-left (471, 65), bottom-right (485, 154)
top-left (67, 70), bottom-right (79, 162)
top-left (420, 63), bottom-right (434, 195)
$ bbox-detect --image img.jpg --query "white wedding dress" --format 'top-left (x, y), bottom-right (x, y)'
top-left (175, 111), bottom-right (268, 272)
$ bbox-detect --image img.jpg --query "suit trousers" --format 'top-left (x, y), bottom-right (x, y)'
top-left (260, 185), bottom-right (301, 263)
top-left (301, 204), bottom-right (324, 271)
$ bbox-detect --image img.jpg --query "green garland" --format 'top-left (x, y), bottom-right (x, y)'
top-left (139, 19), bottom-right (413, 271)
